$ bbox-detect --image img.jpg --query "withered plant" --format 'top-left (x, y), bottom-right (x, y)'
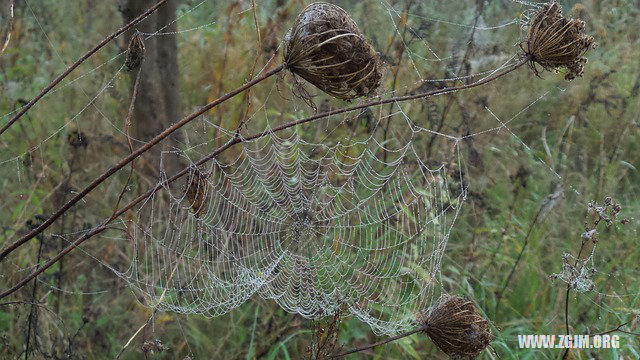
top-left (284, 2), bottom-right (383, 100)
top-left (521, 2), bottom-right (596, 80)
top-left (418, 295), bottom-right (493, 359)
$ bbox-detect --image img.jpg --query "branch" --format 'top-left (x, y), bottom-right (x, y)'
top-left (597, 320), bottom-right (640, 337)
top-left (0, 0), bottom-right (14, 57)
top-left (0, 0), bottom-right (167, 137)
top-left (0, 57), bottom-right (529, 300)
top-left (0, 63), bottom-right (286, 263)
top-left (327, 325), bottom-right (427, 358)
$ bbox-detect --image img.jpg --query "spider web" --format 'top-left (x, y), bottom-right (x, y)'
top-left (3, 0), bottom-right (624, 340)
top-left (118, 122), bottom-right (464, 334)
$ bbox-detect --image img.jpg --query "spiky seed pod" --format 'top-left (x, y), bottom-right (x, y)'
top-left (522, 2), bottom-right (596, 80)
top-left (125, 32), bottom-right (145, 72)
top-left (418, 295), bottom-right (493, 359)
top-left (284, 2), bottom-right (383, 100)
top-left (184, 168), bottom-right (208, 217)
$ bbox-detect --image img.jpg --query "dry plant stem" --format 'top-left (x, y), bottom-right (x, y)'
top-left (23, 235), bottom-right (44, 360)
top-left (328, 325), bottom-right (428, 358)
top-left (0, 0), bottom-right (14, 57)
top-left (109, 68), bottom-right (142, 221)
top-left (0, 0), bottom-right (167, 137)
top-left (0, 63), bottom-right (286, 263)
top-left (237, 0), bottom-right (262, 130)
top-left (495, 205), bottom-right (543, 313)
top-left (561, 239), bottom-right (588, 360)
top-left (114, 258), bottom-right (181, 359)
top-left (598, 320), bottom-right (640, 336)
top-left (0, 58), bottom-right (528, 300)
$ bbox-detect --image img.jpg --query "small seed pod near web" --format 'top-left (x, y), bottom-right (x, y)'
top-left (184, 167), bottom-right (208, 218)
top-left (284, 2), bottom-right (383, 100)
top-left (521, 2), bottom-right (596, 80)
top-left (125, 32), bottom-right (145, 72)
top-left (418, 295), bottom-right (493, 359)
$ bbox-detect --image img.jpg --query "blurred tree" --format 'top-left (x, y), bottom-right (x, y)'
top-left (120, 0), bottom-right (182, 177)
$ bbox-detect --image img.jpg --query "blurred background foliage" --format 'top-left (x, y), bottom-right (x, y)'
top-left (0, 0), bottom-right (638, 358)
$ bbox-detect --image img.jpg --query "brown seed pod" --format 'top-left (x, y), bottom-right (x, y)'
top-left (125, 32), bottom-right (145, 72)
top-left (521, 2), bottom-right (596, 80)
top-left (184, 167), bottom-right (208, 218)
top-left (418, 295), bottom-right (493, 359)
top-left (284, 2), bottom-right (383, 100)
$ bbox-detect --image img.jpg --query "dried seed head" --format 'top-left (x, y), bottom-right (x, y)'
top-left (126, 32), bottom-right (145, 72)
top-left (419, 295), bottom-right (493, 359)
top-left (184, 167), bottom-right (208, 217)
top-left (522, 2), bottom-right (596, 80)
top-left (284, 2), bottom-right (383, 100)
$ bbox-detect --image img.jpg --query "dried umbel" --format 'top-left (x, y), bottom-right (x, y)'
top-left (419, 295), bottom-right (493, 359)
top-left (184, 167), bottom-right (208, 217)
top-left (125, 32), bottom-right (145, 72)
top-left (284, 2), bottom-right (382, 100)
top-left (522, 2), bottom-right (596, 80)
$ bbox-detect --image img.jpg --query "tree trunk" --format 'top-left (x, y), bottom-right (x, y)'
top-left (121, 0), bottom-right (182, 179)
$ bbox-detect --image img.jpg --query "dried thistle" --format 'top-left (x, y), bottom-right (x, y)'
top-left (184, 167), bottom-right (208, 217)
top-left (418, 295), bottom-right (493, 359)
top-left (521, 2), bottom-right (596, 80)
top-left (284, 2), bottom-right (383, 100)
top-left (125, 32), bottom-right (145, 72)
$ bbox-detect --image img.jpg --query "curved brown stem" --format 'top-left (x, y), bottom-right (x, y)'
top-left (0, 63), bottom-right (286, 263)
top-left (0, 0), bottom-right (167, 137)
top-left (328, 325), bottom-right (427, 358)
top-left (0, 57), bottom-right (529, 300)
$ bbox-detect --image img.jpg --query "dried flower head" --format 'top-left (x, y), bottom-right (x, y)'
top-left (418, 295), bottom-right (493, 359)
top-left (184, 167), bottom-right (208, 217)
top-left (125, 32), bottom-right (145, 72)
top-left (521, 2), bottom-right (596, 80)
top-left (284, 2), bottom-right (383, 100)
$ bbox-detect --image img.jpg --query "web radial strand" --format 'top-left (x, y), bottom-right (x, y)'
top-left (116, 128), bottom-right (464, 334)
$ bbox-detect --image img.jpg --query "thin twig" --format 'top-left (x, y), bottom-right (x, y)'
top-left (328, 325), bottom-right (427, 358)
top-left (596, 320), bottom-right (640, 336)
top-left (0, 58), bottom-right (529, 300)
top-left (0, 0), bottom-right (167, 137)
top-left (24, 234), bottom-right (45, 360)
top-left (236, 0), bottom-right (263, 131)
top-left (0, 0), bottom-right (14, 57)
top-left (109, 63), bottom-right (143, 221)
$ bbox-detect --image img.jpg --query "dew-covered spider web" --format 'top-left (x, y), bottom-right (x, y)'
top-left (119, 125), bottom-right (464, 334)
top-left (3, 0), bottom-right (632, 341)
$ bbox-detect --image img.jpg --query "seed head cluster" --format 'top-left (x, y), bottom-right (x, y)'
top-left (125, 32), bottom-right (145, 72)
top-left (523, 2), bottom-right (596, 80)
top-left (284, 2), bottom-right (383, 100)
top-left (418, 295), bottom-right (493, 359)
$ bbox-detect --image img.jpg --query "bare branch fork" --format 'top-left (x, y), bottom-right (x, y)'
top-left (0, 0), bottom-right (167, 137)
top-left (0, 57), bottom-right (529, 300)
